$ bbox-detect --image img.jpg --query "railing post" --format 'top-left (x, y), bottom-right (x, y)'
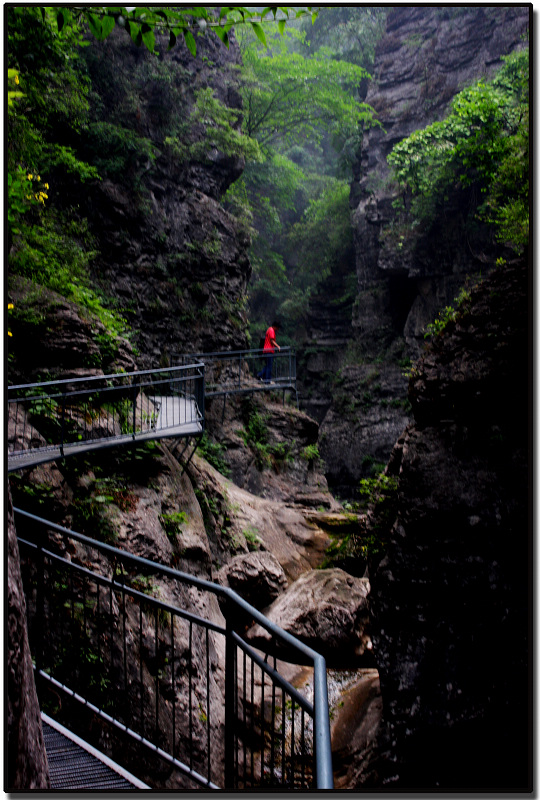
top-left (35, 540), bottom-right (46, 677)
top-left (60, 393), bottom-right (66, 457)
top-left (196, 367), bottom-right (205, 431)
top-left (132, 378), bottom-right (137, 439)
top-left (313, 657), bottom-right (333, 790)
top-left (224, 604), bottom-right (236, 789)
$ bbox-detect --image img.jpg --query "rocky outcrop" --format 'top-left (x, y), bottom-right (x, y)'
top-left (354, 256), bottom-right (530, 789)
top-left (216, 551), bottom-right (287, 610)
top-left (8, 423), bottom-right (336, 788)
top-left (204, 390), bottom-right (340, 509)
top-left (352, 6), bottom-right (528, 314)
top-left (8, 277), bottom-right (137, 384)
top-left (80, 27), bottom-right (251, 367)
top-left (302, 6), bottom-right (529, 497)
top-left (318, 363), bottom-right (409, 498)
top-left (247, 568), bottom-right (372, 667)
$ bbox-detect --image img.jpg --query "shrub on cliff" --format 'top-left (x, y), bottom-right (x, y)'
top-left (387, 48), bottom-right (529, 254)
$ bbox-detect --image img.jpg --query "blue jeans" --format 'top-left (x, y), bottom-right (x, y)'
top-left (258, 355), bottom-right (273, 381)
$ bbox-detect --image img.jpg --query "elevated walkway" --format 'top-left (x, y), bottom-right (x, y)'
top-left (42, 714), bottom-right (149, 790)
top-left (15, 507), bottom-right (333, 790)
top-left (8, 365), bottom-right (204, 472)
top-left (8, 349), bottom-right (298, 471)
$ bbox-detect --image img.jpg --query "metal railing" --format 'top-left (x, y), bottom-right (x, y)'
top-left (14, 508), bottom-right (333, 791)
top-left (8, 365), bottom-right (205, 472)
top-left (173, 348), bottom-right (297, 399)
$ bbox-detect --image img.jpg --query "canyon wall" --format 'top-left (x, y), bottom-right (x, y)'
top-left (301, 6), bottom-right (529, 498)
top-left (80, 28), bottom-right (252, 367)
top-left (360, 255), bottom-right (530, 790)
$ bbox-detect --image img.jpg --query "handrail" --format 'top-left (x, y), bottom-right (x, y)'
top-left (172, 347), bottom-right (297, 400)
top-left (14, 507), bottom-right (333, 790)
top-left (174, 346), bottom-right (295, 360)
top-left (8, 363), bottom-right (204, 392)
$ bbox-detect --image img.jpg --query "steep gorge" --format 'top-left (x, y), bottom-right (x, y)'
top-left (8, 21), bottom-right (348, 789)
top-left (300, 5), bottom-right (529, 499)
top-left (7, 7), bottom-right (531, 791)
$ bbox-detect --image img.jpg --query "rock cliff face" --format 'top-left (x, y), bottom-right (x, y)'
top-left (349, 255), bottom-right (530, 789)
top-left (301, 6), bottom-right (529, 498)
top-left (80, 28), bottom-right (251, 367)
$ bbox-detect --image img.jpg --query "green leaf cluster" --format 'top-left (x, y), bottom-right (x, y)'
top-left (299, 7), bottom-right (388, 70)
top-left (198, 432), bottom-right (231, 477)
top-left (160, 511), bottom-right (189, 541)
top-left (52, 6), bottom-right (319, 55)
top-left (287, 179), bottom-right (354, 290)
top-left (424, 284), bottom-right (473, 340)
top-left (387, 48), bottom-right (529, 253)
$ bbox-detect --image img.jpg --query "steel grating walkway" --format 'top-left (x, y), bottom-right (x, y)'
top-left (42, 714), bottom-right (149, 790)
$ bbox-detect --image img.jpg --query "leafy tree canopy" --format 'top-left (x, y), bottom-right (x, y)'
top-left (238, 27), bottom-right (378, 153)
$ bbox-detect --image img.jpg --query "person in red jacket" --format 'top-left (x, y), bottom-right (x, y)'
top-left (258, 322), bottom-right (280, 382)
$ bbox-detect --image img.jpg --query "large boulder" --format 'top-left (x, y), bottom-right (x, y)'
top-left (247, 568), bottom-right (372, 667)
top-left (216, 551), bottom-right (288, 610)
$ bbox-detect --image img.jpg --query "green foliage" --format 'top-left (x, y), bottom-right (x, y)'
top-left (242, 407), bottom-right (269, 448)
top-left (7, 6), bottom-right (128, 348)
top-left (323, 472), bottom-right (399, 570)
top-left (7, 167), bottom-right (50, 231)
top-left (51, 6), bottom-right (319, 54)
top-left (424, 284), bottom-right (473, 340)
top-left (301, 444), bottom-right (321, 464)
top-left (84, 121), bottom-right (158, 181)
top-left (300, 7), bottom-right (388, 70)
top-left (387, 48), bottom-right (529, 253)
top-left (243, 526), bottom-right (262, 551)
top-left (9, 212), bottom-right (127, 341)
top-left (198, 432), bottom-right (231, 477)
top-left (287, 178), bottom-right (354, 290)
top-left (227, 14), bottom-right (380, 342)
top-left (165, 88), bottom-right (262, 165)
top-left (358, 473), bottom-right (398, 514)
top-left (7, 7), bottom-right (98, 182)
top-left (71, 491), bottom-right (118, 543)
top-left (238, 30), bottom-right (377, 152)
top-left (160, 511), bottom-right (188, 541)
top-left (8, 69), bottom-right (23, 107)
top-left (9, 475), bottom-right (56, 516)
top-left (240, 404), bottom-right (294, 471)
